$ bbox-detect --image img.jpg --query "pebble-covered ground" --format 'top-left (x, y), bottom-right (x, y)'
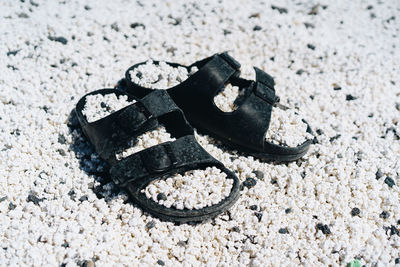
top-left (1, 0), bottom-right (400, 266)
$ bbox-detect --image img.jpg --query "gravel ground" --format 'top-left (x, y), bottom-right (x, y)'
top-left (1, 0), bottom-right (400, 266)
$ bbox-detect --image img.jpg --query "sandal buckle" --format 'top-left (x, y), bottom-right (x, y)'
top-left (117, 101), bottom-right (154, 134)
top-left (141, 142), bottom-right (177, 173)
top-left (220, 52), bottom-right (241, 70)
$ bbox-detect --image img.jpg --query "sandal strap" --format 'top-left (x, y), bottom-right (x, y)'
top-left (110, 135), bottom-right (221, 187)
top-left (80, 90), bottom-right (187, 161)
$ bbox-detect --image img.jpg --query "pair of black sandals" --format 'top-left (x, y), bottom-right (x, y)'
top-left (75, 52), bottom-right (313, 223)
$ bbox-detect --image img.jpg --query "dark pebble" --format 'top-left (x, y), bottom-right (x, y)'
top-left (385, 225), bottom-right (400, 236)
top-left (84, 5), bottom-right (91, 10)
top-left (248, 13), bottom-right (260, 18)
top-left (130, 22), bottom-right (145, 29)
top-left (27, 193), bottom-right (43, 205)
top-left (249, 205), bottom-right (258, 210)
top-left (7, 65), bottom-right (18, 70)
top-left (157, 193), bottom-right (167, 201)
top-left (18, 13), bottom-right (29, 18)
top-left (398, 219), bottom-right (400, 225)
top-left (252, 170), bottom-right (264, 180)
top-left (177, 240), bottom-right (187, 247)
top-left (330, 134), bottom-right (341, 142)
top-left (301, 171), bottom-right (306, 178)
top-left (61, 242), bottom-right (69, 248)
top-left (380, 211), bottom-right (390, 219)
top-left (253, 25), bottom-right (262, 31)
top-left (296, 69), bottom-right (304, 75)
top-left (366, 5), bottom-right (373, 10)
top-left (223, 29), bottom-right (231, 35)
top-left (271, 5), bottom-right (288, 14)
top-left (58, 134), bottom-right (66, 144)
top-left (351, 208), bottom-right (361, 216)
top-left (254, 212), bottom-right (263, 222)
top-left (370, 13), bottom-right (376, 19)
top-left (309, 4), bottom-right (320, 15)
top-left (346, 94), bottom-right (357, 101)
top-left (278, 228), bottom-right (289, 234)
top-left (285, 208), bottom-right (292, 214)
top-left (79, 195), bottom-right (88, 202)
top-left (243, 178), bottom-right (257, 188)
top-left (231, 226), bottom-right (240, 233)
top-left (375, 169), bottom-right (384, 179)
top-left (271, 178), bottom-right (278, 185)
top-left (57, 148), bottom-right (66, 156)
top-left (307, 44), bottom-right (315, 50)
top-left (111, 23), bottom-right (119, 32)
top-left (333, 86), bottom-right (341, 90)
top-left (146, 221), bottom-right (156, 229)
top-left (0, 196), bottom-right (7, 202)
top-left (30, 0), bottom-right (39, 7)
top-left (316, 223), bottom-right (331, 235)
top-left (384, 176), bottom-right (395, 187)
top-left (48, 36), bottom-right (68, 45)
top-left (316, 129), bottom-right (324, 135)
top-left (7, 50), bottom-right (20, 56)
top-left (157, 260), bottom-right (165, 266)
top-left (304, 22), bottom-right (315, 28)
top-left (9, 202), bottom-right (16, 210)
top-left (395, 258), bottom-right (400, 264)
top-left (395, 103), bottom-right (400, 111)
top-left (309, 95), bottom-right (314, 100)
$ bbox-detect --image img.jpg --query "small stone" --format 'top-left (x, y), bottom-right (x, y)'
top-left (84, 5), bottom-right (91, 10)
top-left (395, 258), bottom-right (400, 264)
top-left (157, 193), bottom-right (167, 201)
top-left (223, 29), bottom-right (231, 35)
top-left (296, 69), bottom-right (304, 75)
top-left (58, 134), bottom-right (66, 144)
top-left (278, 228), bottom-right (289, 234)
top-left (347, 259), bottom-right (361, 267)
top-left (249, 205), bottom-right (258, 210)
top-left (57, 148), bottom-right (66, 156)
top-left (18, 13), bottom-right (29, 18)
top-left (0, 196), bottom-right (7, 202)
top-left (254, 212), bottom-right (263, 222)
top-left (285, 208), bottom-right (292, 214)
top-left (380, 211), bottom-right (390, 219)
top-left (316, 223), bottom-right (331, 235)
top-left (333, 86), bottom-right (342, 90)
top-left (304, 22), bottom-right (315, 28)
top-left (316, 129), bottom-right (324, 135)
top-left (231, 226), bottom-right (240, 233)
top-left (253, 25), bottom-right (262, 31)
top-left (252, 170), bottom-right (264, 180)
top-left (375, 169), bottom-right (384, 179)
top-left (309, 4), bottom-right (320, 15)
top-left (384, 176), bottom-right (395, 187)
top-left (7, 50), bottom-right (20, 56)
top-left (248, 13), bottom-right (260, 18)
top-left (157, 260), bottom-right (165, 266)
top-left (177, 240), bottom-right (187, 247)
top-left (27, 193), bottom-right (43, 205)
top-left (271, 178), bottom-right (278, 185)
top-left (9, 202), bottom-right (16, 210)
top-left (82, 260), bottom-right (95, 267)
top-left (146, 221), bottom-right (156, 229)
top-left (351, 208), bottom-right (360, 216)
top-left (390, 225), bottom-right (399, 236)
top-left (130, 22), bottom-right (145, 29)
top-left (271, 5), bottom-right (288, 14)
top-left (307, 44), bottom-right (315, 50)
top-left (366, 5), bottom-right (373, 10)
top-left (48, 36), bottom-right (68, 45)
top-left (61, 242), bottom-right (69, 248)
top-left (243, 178), bottom-right (257, 188)
top-left (79, 195), bottom-right (88, 202)
top-left (346, 94), bottom-right (357, 101)
top-left (110, 23), bottom-right (119, 32)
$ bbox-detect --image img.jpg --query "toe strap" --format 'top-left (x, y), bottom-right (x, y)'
top-left (109, 135), bottom-right (240, 223)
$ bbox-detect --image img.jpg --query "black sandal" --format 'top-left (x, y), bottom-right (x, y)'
top-left (75, 89), bottom-right (240, 223)
top-left (120, 52), bottom-right (313, 162)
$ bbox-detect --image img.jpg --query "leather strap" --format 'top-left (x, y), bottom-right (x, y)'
top-left (110, 135), bottom-right (221, 187)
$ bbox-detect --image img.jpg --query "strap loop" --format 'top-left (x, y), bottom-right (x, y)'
top-left (219, 52), bottom-right (241, 70)
top-left (116, 101), bottom-right (154, 135)
top-left (141, 142), bottom-right (178, 173)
